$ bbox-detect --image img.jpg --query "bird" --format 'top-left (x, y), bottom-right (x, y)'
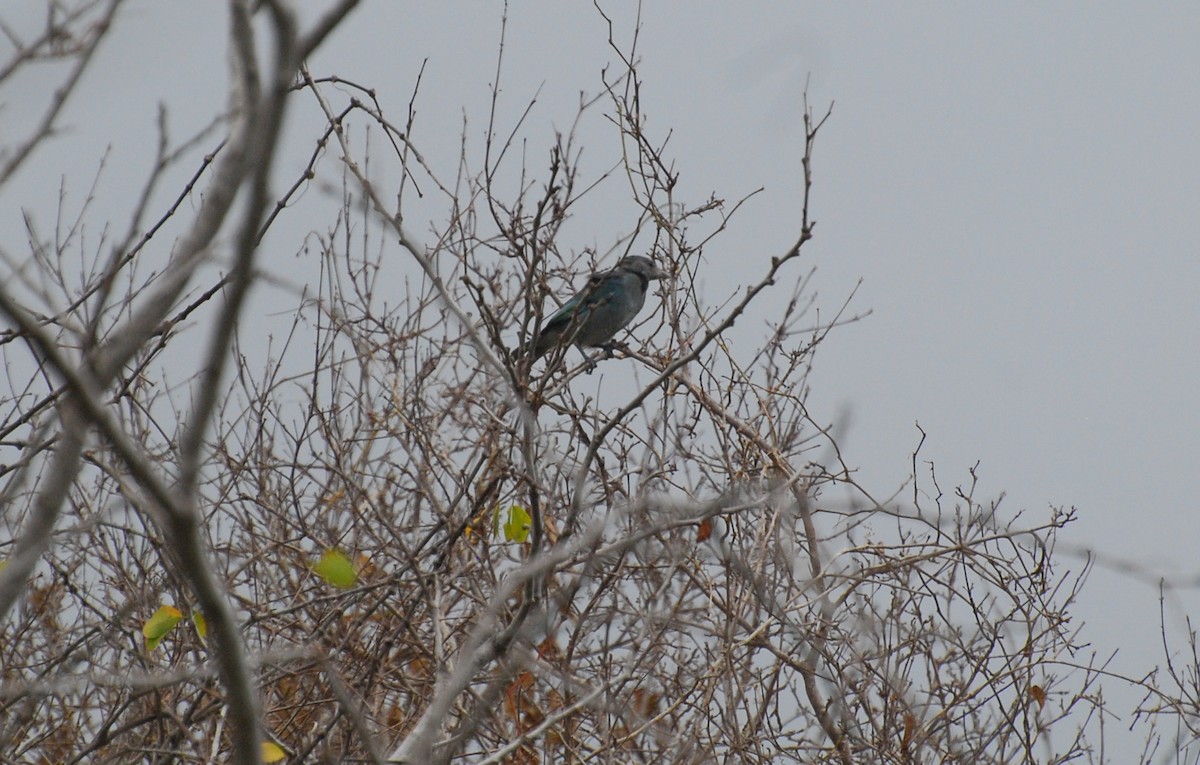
top-left (530, 255), bottom-right (668, 367)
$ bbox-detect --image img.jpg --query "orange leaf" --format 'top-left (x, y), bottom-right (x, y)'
top-left (901, 712), bottom-right (917, 747)
top-left (697, 518), bottom-right (713, 542)
top-left (504, 671), bottom-right (537, 722)
top-left (1030, 685), bottom-right (1046, 708)
top-left (537, 637), bottom-right (560, 661)
top-left (631, 687), bottom-right (661, 717)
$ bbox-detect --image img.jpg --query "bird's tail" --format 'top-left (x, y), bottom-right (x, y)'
top-left (525, 328), bottom-right (560, 361)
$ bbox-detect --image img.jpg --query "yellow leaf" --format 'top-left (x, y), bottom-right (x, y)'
top-left (498, 504), bottom-right (532, 543)
top-left (191, 610), bottom-right (207, 642)
top-left (313, 549), bottom-right (357, 589)
top-left (261, 741), bottom-right (287, 763)
top-left (142, 604), bottom-right (183, 651)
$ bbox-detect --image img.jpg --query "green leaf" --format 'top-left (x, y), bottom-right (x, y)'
top-left (499, 504), bottom-right (532, 543)
top-left (313, 549), bottom-right (357, 589)
top-left (142, 604), bottom-right (183, 651)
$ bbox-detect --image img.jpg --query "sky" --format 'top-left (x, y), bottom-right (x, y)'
top-left (4, 1), bottom-right (1200, 757)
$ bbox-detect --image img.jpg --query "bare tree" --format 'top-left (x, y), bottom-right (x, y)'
top-left (0, 4), bottom-right (1190, 765)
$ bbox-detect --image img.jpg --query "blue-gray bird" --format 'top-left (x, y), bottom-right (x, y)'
top-left (531, 255), bottom-right (668, 364)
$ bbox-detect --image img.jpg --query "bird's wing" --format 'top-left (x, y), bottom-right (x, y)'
top-left (542, 274), bottom-right (614, 332)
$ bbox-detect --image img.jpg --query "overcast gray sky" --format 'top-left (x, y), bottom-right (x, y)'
top-left (5, 1), bottom-right (1200, 756)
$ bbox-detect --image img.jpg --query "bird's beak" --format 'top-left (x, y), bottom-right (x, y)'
top-left (650, 264), bottom-right (669, 280)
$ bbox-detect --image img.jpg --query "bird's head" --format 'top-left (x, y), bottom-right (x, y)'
top-left (617, 255), bottom-right (668, 281)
